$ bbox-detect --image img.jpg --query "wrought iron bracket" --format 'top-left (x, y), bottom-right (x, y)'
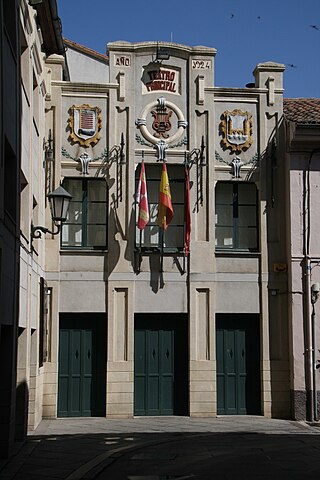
top-left (31, 222), bottom-right (61, 240)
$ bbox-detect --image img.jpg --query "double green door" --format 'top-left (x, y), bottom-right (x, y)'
top-left (58, 314), bottom-right (106, 417)
top-left (216, 314), bottom-right (261, 415)
top-left (134, 314), bottom-right (187, 416)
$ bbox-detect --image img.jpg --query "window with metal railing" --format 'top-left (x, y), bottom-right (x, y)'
top-left (135, 164), bottom-right (185, 253)
top-left (61, 178), bottom-right (107, 249)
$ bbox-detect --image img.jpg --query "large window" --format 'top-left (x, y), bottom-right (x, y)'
top-left (215, 182), bottom-right (258, 251)
top-left (61, 178), bottom-right (107, 249)
top-left (39, 277), bottom-right (52, 366)
top-left (135, 164), bottom-right (185, 253)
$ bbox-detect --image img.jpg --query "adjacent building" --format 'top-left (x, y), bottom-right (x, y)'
top-left (0, 0), bottom-right (21, 458)
top-left (0, 0), bottom-right (68, 457)
top-left (282, 98), bottom-right (320, 421)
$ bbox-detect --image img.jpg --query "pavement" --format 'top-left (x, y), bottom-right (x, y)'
top-left (1, 416), bottom-right (320, 480)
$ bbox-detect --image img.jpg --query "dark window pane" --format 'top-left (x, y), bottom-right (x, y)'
top-left (215, 226), bottom-right (234, 248)
top-left (164, 226), bottom-right (184, 248)
top-left (238, 227), bottom-right (257, 249)
top-left (87, 203), bottom-right (106, 223)
top-left (147, 182), bottom-right (159, 203)
top-left (238, 183), bottom-right (256, 204)
top-left (64, 180), bottom-right (83, 201)
top-left (171, 204), bottom-right (184, 225)
top-left (87, 225), bottom-right (106, 246)
top-left (215, 205), bottom-right (233, 226)
top-left (238, 206), bottom-right (256, 227)
top-left (172, 182), bottom-right (184, 202)
top-left (87, 180), bottom-right (106, 201)
top-left (216, 183), bottom-right (233, 204)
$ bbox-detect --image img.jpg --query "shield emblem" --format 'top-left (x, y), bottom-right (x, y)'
top-left (151, 105), bottom-right (173, 139)
top-left (220, 109), bottom-right (253, 153)
top-left (68, 104), bottom-right (102, 147)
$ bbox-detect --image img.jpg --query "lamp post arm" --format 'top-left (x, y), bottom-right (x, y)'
top-left (31, 222), bottom-right (61, 240)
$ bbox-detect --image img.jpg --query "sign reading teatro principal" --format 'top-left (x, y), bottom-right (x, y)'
top-left (142, 66), bottom-right (180, 95)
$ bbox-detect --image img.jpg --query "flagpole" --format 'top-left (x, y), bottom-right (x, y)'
top-left (136, 150), bottom-right (149, 272)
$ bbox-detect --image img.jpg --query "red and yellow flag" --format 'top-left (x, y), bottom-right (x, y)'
top-left (158, 162), bottom-right (174, 230)
top-left (136, 160), bottom-right (149, 230)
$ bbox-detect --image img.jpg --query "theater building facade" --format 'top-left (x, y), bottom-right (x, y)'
top-left (38, 39), bottom-right (295, 421)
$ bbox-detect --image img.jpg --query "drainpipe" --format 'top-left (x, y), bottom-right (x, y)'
top-left (304, 255), bottom-right (313, 421)
top-left (304, 148), bottom-right (320, 421)
top-left (311, 300), bottom-right (318, 421)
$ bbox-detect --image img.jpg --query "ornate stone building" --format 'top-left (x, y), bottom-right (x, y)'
top-left (49, 39), bottom-right (289, 420)
top-left (2, 0), bottom-right (320, 460)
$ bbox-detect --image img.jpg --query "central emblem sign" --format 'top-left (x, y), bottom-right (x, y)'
top-left (142, 66), bottom-right (180, 95)
top-left (136, 97), bottom-right (188, 160)
top-left (151, 103), bottom-right (172, 138)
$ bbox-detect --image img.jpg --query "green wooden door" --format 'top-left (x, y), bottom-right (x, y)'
top-left (58, 314), bottom-right (106, 417)
top-left (134, 314), bottom-right (187, 416)
top-left (216, 314), bottom-right (260, 415)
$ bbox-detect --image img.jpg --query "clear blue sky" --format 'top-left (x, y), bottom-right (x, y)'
top-left (57, 0), bottom-right (320, 98)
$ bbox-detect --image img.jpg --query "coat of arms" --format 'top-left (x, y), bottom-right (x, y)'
top-left (68, 104), bottom-right (102, 147)
top-left (220, 109), bottom-right (253, 153)
top-left (151, 103), bottom-right (172, 138)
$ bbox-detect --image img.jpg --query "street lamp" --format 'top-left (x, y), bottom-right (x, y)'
top-left (31, 184), bottom-right (72, 245)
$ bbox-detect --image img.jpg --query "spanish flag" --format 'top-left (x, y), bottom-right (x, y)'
top-left (136, 161), bottom-right (149, 230)
top-left (158, 162), bottom-right (174, 230)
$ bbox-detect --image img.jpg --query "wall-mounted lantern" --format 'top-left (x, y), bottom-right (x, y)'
top-left (31, 185), bottom-right (72, 247)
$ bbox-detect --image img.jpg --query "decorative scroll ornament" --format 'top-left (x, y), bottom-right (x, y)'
top-left (220, 109), bottom-right (253, 153)
top-left (68, 104), bottom-right (102, 147)
top-left (61, 147), bottom-right (108, 175)
top-left (136, 96), bottom-right (188, 160)
top-left (215, 151), bottom-right (259, 178)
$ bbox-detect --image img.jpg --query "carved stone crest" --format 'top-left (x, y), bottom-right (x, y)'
top-left (220, 109), bottom-right (253, 153)
top-left (68, 104), bottom-right (102, 147)
top-left (151, 103), bottom-right (172, 138)
top-left (135, 96), bottom-right (188, 160)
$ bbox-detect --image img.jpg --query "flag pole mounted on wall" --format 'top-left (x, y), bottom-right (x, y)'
top-left (157, 161), bottom-right (174, 230)
top-left (185, 152), bottom-right (191, 258)
top-left (157, 160), bottom-right (174, 272)
top-left (136, 151), bottom-right (149, 231)
top-left (135, 151), bottom-right (149, 273)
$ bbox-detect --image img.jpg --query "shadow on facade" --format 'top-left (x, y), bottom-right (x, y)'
top-left (263, 121), bottom-right (292, 419)
top-left (106, 194), bottom-right (121, 275)
top-left (14, 381), bottom-right (29, 444)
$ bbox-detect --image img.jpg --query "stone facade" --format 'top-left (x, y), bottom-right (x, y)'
top-left (46, 39), bottom-right (291, 420)
top-left (2, 1), bottom-right (320, 460)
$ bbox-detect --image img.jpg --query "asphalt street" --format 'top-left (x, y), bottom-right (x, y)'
top-left (1, 417), bottom-right (320, 480)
